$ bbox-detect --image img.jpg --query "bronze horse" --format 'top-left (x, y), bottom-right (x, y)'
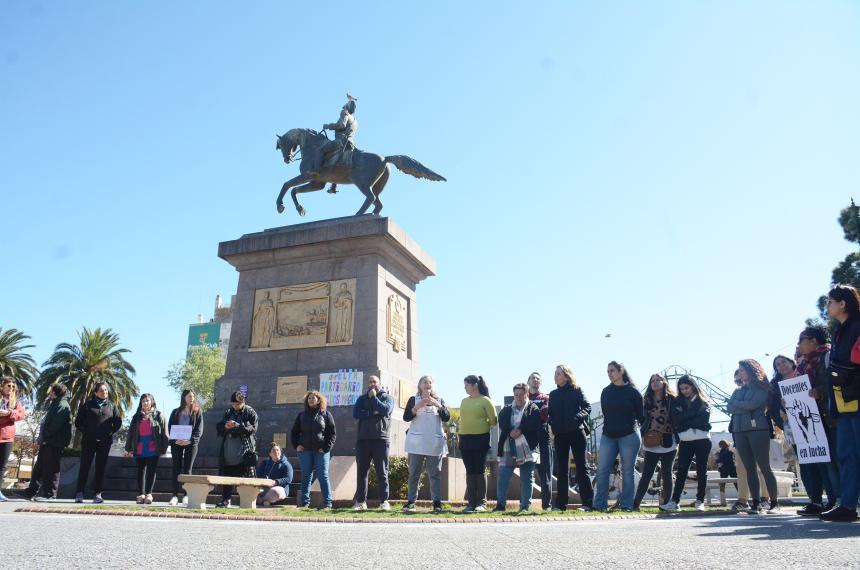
top-left (276, 128), bottom-right (446, 216)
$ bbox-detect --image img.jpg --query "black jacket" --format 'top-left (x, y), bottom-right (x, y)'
top-left (496, 402), bottom-right (541, 457)
top-left (352, 389), bottom-right (394, 441)
top-left (548, 384), bottom-right (591, 436)
top-left (41, 395), bottom-right (72, 448)
top-left (830, 318), bottom-right (860, 412)
top-left (670, 396), bottom-right (712, 433)
top-left (216, 404), bottom-right (258, 456)
top-left (291, 408), bottom-right (336, 453)
top-left (403, 396), bottom-right (451, 422)
top-left (74, 398), bottom-right (121, 445)
top-left (168, 407), bottom-right (204, 445)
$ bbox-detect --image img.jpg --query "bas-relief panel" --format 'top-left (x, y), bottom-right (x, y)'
top-left (249, 279), bottom-right (356, 352)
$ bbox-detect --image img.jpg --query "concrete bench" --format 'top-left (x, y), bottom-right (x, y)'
top-left (178, 474), bottom-right (275, 510)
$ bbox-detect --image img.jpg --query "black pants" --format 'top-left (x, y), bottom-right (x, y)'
top-left (171, 443), bottom-right (198, 495)
top-left (554, 429), bottom-right (594, 507)
top-left (77, 439), bottom-right (112, 494)
top-left (0, 441), bottom-right (12, 481)
top-left (26, 444), bottom-right (63, 498)
top-left (354, 439), bottom-right (390, 503)
top-left (136, 456), bottom-right (160, 495)
top-left (220, 463), bottom-right (245, 501)
top-left (537, 433), bottom-right (554, 508)
top-left (633, 449), bottom-right (677, 507)
top-left (672, 439), bottom-right (711, 502)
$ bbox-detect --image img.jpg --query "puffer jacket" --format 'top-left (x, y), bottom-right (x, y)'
top-left (0, 400), bottom-right (25, 443)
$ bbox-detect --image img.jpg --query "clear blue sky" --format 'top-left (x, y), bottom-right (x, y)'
top-left (2, 2), bottom-right (858, 424)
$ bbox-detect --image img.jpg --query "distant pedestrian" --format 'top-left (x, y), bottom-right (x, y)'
top-left (728, 359), bottom-right (779, 514)
top-left (714, 440), bottom-right (737, 506)
top-left (291, 390), bottom-right (336, 509)
top-left (820, 285), bottom-right (860, 521)
top-left (633, 374), bottom-right (677, 510)
top-left (403, 375), bottom-right (450, 514)
top-left (548, 364), bottom-right (594, 511)
top-left (495, 383), bottom-right (540, 513)
top-left (74, 382), bottom-right (121, 504)
top-left (660, 374), bottom-right (712, 512)
top-left (352, 375), bottom-right (394, 511)
top-left (593, 361), bottom-right (644, 512)
top-left (0, 376), bottom-right (26, 502)
top-left (167, 389), bottom-right (204, 506)
top-left (216, 391), bottom-right (258, 508)
top-left (256, 442), bottom-right (294, 506)
top-left (458, 375), bottom-right (497, 513)
top-left (124, 393), bottom-right (169, 504)
top-left (527, 371), bottom-right (554, 510)
top-left (21, 383), bottom-right (72, 502)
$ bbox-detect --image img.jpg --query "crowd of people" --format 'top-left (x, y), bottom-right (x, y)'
top-left (2, 285), bottom-right (860, 523)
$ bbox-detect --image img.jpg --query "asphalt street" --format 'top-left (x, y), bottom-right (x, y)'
top-left (4, 501), bottom-right (859, 569)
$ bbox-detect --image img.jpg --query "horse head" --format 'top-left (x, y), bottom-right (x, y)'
top-left (276, 131), bottom-right (299, 164)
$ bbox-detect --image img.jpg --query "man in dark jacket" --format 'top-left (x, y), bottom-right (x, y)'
top-left (496, 383), bottom-right (541, 512)
top-left (352, 375), bottom-right (394, 511)
top-left (527, 372), bottom-right (553, 510)
top-left (21, 384), bottom-right (72, 501)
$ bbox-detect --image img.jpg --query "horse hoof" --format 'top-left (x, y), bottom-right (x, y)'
top-left (276, 203), bottom-right (285, 214)
top-left (297, 207), bottom-right (306, 217)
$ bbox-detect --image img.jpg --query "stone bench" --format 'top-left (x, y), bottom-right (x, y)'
top-left (178, 474), bottom-right (275, 510)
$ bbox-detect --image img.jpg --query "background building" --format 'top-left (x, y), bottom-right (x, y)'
top-left (187, 295), bottom-right (233, 359)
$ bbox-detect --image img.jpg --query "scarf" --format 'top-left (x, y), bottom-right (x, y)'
top-left (797, 343), bottom-right (831, 388)
top-left (94, 397), bottom-right (108, 408)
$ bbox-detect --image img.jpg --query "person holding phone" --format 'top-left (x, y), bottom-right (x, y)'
top-left (216, 391), bottom-right (258, 508)
top-left (167, 389), bottom-right (204, 506)
top-left (352, 375), bottom-right (394, 511)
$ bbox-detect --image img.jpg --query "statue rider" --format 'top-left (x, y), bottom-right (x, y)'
top-left (310, 94), bottom-right (357, 194)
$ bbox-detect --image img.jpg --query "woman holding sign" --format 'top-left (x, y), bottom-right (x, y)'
top-left (821, 285), bottom-right (860, 522)
top-left (167, 389), bottom-right (204, 506)
top-left (727, 359), bottom-right (779, 514)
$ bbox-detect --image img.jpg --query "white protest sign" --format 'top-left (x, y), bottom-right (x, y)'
top-left (169, 425), bottom-right (193, 440)
top-left (778, 374), bottom-right (830, 464)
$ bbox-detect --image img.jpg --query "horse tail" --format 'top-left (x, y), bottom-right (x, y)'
top-left (384, 155), bottom-right (447, 182)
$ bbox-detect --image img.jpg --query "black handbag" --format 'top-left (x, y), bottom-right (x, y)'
top-left (829, 361), bottom-right (860, 387)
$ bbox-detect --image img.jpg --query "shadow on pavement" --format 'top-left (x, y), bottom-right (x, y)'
top-left (694, 515), bottom-right (860, 540)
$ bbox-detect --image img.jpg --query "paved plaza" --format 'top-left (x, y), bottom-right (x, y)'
top-left (3, 501), bottom-right (859, 569)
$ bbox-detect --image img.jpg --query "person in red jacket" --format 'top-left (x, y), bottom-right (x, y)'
top-left (0, 376), bottom-right (26, 502)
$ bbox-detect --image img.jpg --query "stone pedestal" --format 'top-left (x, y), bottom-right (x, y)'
top-left (199, 216), bottom-right (435, 462)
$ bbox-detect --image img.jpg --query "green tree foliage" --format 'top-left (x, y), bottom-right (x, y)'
top-left (817, 200), bottom-right (860, 322)
top-left (0, 327), bottom-right (39, 398)
top-left (163, 345), bottom-right (224, 411)
top-left (37, 327), bottom-right (139, 416)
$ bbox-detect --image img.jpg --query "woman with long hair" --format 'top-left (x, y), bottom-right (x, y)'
top-left (660, 374), bottom-right (712, 512)
top-left (74, 382), bottom-right (121, 503)
top-left (548, 364), bottom-right (594, 511)
top-left (728, 359), bottom-right (779, 514)
top-left (124, 393), bottom-right (169, 504)
top-left (291, 390), bottom-right (336, 509)
top-left (402, 375), bottom-right (450, 514)
top-left (167, 389), bottom-right (204, 506)
top-left (593, 361), bottom-right (644, 512)
top-left (821, 284), bottom-right (860, 521)
top-left (458, 374), bottom-right (497, 513)
top-left (633, 374), bottom-right (677, 510)
top-left (0, 377), bottom-right (25, 502)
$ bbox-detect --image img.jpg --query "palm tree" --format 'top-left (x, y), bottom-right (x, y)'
top-left (0, 327), bottom-right (40, 399)
top-left (38, 327), bottom-right (139, 416)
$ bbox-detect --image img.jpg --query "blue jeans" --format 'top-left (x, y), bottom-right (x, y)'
top-left (837, 415), bottom-right (860, 509)
top-left (496, 461), bottom-right (535, 510)
top-left (299, 450), bottom-right (332, 507)
top-left (593, 431), bottom-right (641, 510)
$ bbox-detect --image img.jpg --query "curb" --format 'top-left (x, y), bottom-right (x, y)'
top-left (13, 506), bottom-right (736, 524)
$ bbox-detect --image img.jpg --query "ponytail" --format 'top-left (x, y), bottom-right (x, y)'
top-left (464, 374), bottom-right (490, 397)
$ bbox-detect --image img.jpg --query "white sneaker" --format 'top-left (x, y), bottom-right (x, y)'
top-left (182, 496), bottom-right (188, 506)
top-left (353, 502), bottom-right (367, 511)
top-left (168, 496), bottom-right (179, 507)
top-left (694, 501), bottom-right (705, 512)
top-left (379, 501), bottom-right (391, 511)
top-left (659, 501), bottom-right (679, 512)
